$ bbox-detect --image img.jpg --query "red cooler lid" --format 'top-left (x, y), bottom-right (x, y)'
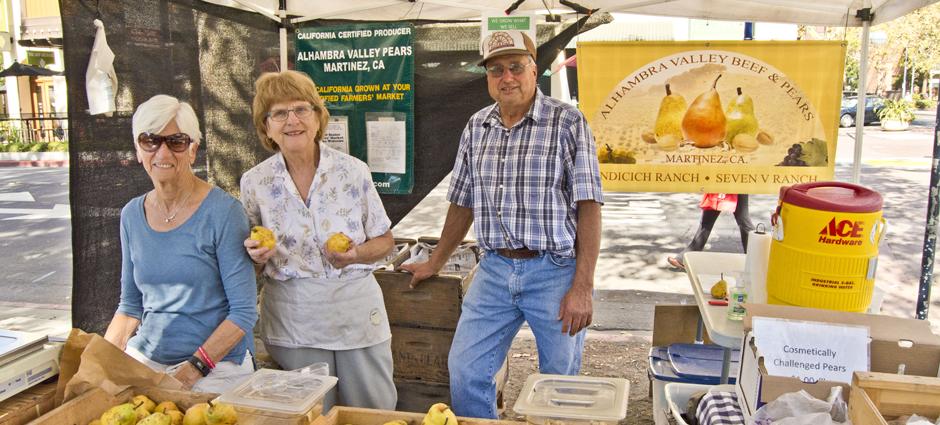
top-left (779, 182), bottom-right (882, 213)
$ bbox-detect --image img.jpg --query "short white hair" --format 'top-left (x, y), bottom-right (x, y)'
top-left (131, 94), bottom-right (202, 143)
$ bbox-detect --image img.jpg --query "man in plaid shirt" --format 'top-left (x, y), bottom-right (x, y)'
top-left (401, 30), bottom-right (603, 418)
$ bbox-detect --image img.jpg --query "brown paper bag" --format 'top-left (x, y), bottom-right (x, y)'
top-left (56, 329), bottom-right (183, 405)
top-left (53, 328), bottom-right (96, 405)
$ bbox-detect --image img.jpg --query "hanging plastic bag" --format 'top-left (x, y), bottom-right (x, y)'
top-left (86, 19), bottom-right (117, 116)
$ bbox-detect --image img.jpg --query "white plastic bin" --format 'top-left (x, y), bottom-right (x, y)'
top-left (664, 383), bottom-right (736, 425)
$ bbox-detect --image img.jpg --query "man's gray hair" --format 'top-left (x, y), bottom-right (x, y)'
top-left (131, 94), bottom-right (202, 144)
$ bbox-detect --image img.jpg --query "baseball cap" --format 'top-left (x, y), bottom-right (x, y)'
top-left (479, 30), bottom-right (536, 66)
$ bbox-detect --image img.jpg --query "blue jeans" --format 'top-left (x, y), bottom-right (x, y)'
top-left (449, 251), bottom-right (586, 418)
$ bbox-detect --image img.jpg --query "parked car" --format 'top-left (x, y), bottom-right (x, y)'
top-left (840, 95), bottom-right (885, 127)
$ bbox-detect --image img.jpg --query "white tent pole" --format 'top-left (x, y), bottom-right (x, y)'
top-left (852, 10), bottom-right (872, 184)
top-left (278, 1), bottom-right (287, 71)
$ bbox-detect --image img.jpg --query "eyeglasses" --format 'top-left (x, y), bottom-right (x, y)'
top-left (485, 62), bottom-right (531, 77)
top-left (267, 105), bottom-right (315, 122)
top-left (137, 133), bottom-right (194, 153)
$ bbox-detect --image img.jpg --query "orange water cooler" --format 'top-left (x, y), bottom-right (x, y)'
top-left (766, 182), bottom-right (885, 312)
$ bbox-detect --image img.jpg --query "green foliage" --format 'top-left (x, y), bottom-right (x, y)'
top-left (913, 93), bottom-right (937, 110)
top-left (878, 98), bottom-right (916, 123)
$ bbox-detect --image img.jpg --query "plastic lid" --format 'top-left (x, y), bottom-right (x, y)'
top-left (215, 368), bottom-right (338, 415)
top-left (512, 374), bottom-right (629, 421)
top-left (779, 182), bottom-right (882, 213)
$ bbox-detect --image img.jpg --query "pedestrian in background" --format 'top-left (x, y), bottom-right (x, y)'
top-left (668, 193), bottom-right (754, 270)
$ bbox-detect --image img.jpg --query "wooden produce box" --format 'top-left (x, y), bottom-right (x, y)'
top-left (0, 381), bottom-right (57, 425)
top-left (311, 406), bottom-right (524, 425)
top-left (32, 386), bottom-right (320, 425)
top-left (849, 371), bottom-right (940, 425)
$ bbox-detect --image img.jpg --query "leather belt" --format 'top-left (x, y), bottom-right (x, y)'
top-left (495, 248), bottom-right (539, 259)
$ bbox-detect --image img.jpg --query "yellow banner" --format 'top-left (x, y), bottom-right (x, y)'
top-left (578, 41), bottom-right (846, 194)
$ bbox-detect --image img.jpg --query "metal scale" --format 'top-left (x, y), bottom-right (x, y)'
top-left (0, 329), bottom-right (61, 403)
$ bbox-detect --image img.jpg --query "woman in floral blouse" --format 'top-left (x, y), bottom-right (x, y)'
top-left (240, 70), bottom-right (396, 410)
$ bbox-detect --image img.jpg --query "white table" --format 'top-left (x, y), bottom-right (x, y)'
top-left (683, 251), bottom-right (747, 384)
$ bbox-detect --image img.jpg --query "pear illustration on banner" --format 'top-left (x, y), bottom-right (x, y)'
top-left (726, 87), bottom-right (760, 152)
top-left (682, 74), bottom-right (726, 148)
top-left (654, 83), bottom-right (687, 141)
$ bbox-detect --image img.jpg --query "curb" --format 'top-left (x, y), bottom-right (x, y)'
top-left (0, 160), bottom-right (69, 167)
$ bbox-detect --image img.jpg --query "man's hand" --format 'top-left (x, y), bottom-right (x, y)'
top-left (399, 261), bottom-right (438, 289)
top-left (558, 281), bottom-right (593, 336)
top-left (244, 238), bottom-right (275, 265)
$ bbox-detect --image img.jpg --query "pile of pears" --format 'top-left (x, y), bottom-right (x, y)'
top-left (371, 403), bottom-right (459, 425)
top-left (644, 75), bottom-right (774, 153)
top-left (91, 395), bottom-right (237, 425)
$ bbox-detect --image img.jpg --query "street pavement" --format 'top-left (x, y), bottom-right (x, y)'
top-left (1, 111), bottom-right (939, 335)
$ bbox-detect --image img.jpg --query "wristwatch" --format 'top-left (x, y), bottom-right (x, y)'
top-left (187, 355), bottom-right (211, 377)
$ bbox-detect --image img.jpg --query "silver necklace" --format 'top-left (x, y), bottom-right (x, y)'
top-left (154, 187), bottom-right (195, 223)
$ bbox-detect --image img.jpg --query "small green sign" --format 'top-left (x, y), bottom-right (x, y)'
top-left (487, 16), bottom-right (530, 31)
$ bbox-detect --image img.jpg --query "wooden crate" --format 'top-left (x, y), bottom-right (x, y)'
top-left (394, 379), bottom-right (451, 413)
top-left (0, 381), bottom-right (57, 425)
top-left (310, 406), bottom-right (524, 425)
top-left (391, 326), bottom-right (455, 383)
top-left (377, 271), bottom-right (464, 329)
top-left (32, 386), bottom-right (319, 425)
top-left (394, 354), bottom-right (509, 414)
top-left (849, 371), bottom-right (940, 425)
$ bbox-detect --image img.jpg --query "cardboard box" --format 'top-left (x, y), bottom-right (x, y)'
top-left (33, 385), bottom-right (321, 425)
top-left (652, 304), bottom-right (713, 346)
top-left (310, 406), bottom-right (524, 425)
top-left (849, 371), bottom-right (940, 425)
top-left (735, 304), bottom-right (940, 418)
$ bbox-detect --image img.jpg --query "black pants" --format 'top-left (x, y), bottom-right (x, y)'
top-left (683, 194), bottom-right (755, 253)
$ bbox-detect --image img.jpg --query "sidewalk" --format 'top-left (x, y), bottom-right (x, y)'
top-left (0, 152), bottom-right (69, 167)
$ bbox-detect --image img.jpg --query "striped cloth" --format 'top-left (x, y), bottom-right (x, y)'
top-left (696, 390), bottom-right (746, 425)
top-left (447, 89), bottom-right (604, 257)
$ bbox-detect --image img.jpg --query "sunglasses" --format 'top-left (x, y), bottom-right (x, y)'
top-left (137, 132), bottom-right (194, 153)
top-left (485, 62), bottom-right (531, 77)
top-left (267, 105), bottom-right (315, 122)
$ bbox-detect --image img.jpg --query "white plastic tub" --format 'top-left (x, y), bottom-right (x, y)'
top-left (664, 383), bottom-right (737, 425)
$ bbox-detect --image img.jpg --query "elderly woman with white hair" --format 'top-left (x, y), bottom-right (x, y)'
top-left (103, 94), bottom-right (258, 393)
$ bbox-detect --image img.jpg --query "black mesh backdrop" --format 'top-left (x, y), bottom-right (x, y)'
top-left (63, 0), bottom-right (592, 333)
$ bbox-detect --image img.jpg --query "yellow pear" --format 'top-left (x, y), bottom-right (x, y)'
top-left (654, 83), bottom-right (687, 141)
top-left (250, 226), bottom-right (276, 249)
top-left (183, 403), bottom-right (209, 425)
top-left (154, 401), bottom-right (179, 414)
top-left (681, 74), bottom-right (726, 148)
top-left (139, 412), bottom-right (172, 425)
top-left (725, 87), bottom-right (759, 143)
top-left (133, 394), bottom-right (157, 413)
top-left (325, 232), bottom-right (352, 254)
top-left (205, 402), bottom-right (237, 425)
top-left (167, 410), bottom-right (184, 425)
top-left (422, 403), bottom-right (458, 425)
top-left (711, 273), bottom-right (728, 299)
top-left (101, 403), bottom-right (137, 425)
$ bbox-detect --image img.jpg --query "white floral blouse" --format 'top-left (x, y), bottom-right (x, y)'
top-left (239, 144), bottom-right (392, 281)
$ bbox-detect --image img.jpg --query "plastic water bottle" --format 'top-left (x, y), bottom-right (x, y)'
top-left (727, 276), bottom-right (748, 321)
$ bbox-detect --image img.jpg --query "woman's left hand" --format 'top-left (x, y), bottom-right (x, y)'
top-left (171, 362), bottom-right (202, 390)
top-left (326, 245), bottom-right (359, 269)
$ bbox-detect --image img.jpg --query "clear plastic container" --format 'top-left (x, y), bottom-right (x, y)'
top-left (512, 374), bottom-right (629, 425)
top-left (215, 368), bottom-right (338, 416)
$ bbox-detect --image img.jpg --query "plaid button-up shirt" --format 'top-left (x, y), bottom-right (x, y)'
top-left (447, 90), bottom-right (603, 257)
